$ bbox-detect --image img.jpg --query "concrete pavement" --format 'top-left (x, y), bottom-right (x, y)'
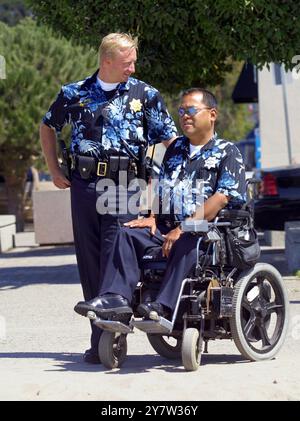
top-left (0, 244), bottom-right (299, 401)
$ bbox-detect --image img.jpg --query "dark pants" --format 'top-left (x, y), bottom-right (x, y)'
top-left (100, 226), bottom-right (205, 311)
top-left (70, 171), bottom-right (139, 350)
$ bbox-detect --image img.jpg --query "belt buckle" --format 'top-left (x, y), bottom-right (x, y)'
top-left (97, 162), bottom-right (107, 177)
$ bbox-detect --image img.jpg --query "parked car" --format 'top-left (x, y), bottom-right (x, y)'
top-left (254, 165), bottom-right (300, 231)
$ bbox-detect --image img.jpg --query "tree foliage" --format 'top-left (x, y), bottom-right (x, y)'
top-left (0, 18), bottom-right (97, 228)
top-left (214, 62), bottom-right (254, 141)
top-left (27, 0), bottom-right (300, 92)
top-left (0, 0), bottom-right (31, 26)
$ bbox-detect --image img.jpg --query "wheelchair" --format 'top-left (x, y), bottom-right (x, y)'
top-left (87, 187), bottom-right (289, 371)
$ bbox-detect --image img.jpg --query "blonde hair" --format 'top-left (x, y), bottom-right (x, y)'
top-left (99, 33), bottom-right (138, 64)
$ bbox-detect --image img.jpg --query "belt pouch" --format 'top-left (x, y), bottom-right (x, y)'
top-left (119, 156), bottom-right (130, 186)
top-left (108, 156), bottom-right (120, 180)
top-left (77, 156), bottom-right (96, 179)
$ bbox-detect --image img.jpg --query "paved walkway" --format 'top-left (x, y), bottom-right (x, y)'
top-left (0, 245), bottom-right (299, 401)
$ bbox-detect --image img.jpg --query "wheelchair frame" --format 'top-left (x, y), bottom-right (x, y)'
top-left (87, 209), bottom-right (289, 371)
top-left (87, 180), bottom-right (289, 371)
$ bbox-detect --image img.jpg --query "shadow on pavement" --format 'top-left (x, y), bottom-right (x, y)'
top-left (61, 353), bottom-right (247, 374)
top-left (0, 246), bottom-right (75, 259)
top-left (0, 264), bottom-right (79, 288)
top-left (0, 351), bottom-right (248, 374)
top-left (0, 352), bottom-right (105, 373)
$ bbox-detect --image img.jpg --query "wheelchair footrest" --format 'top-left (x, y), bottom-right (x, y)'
top-left (131, 317), bottom-right (173, 334)
top-left (93, 318), bottom-right (133, 334)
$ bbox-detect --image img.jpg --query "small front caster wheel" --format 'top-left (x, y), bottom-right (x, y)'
top-left (98, 331), bottom-right (127, 369)
top-left (181, 328), bottom-right (202, 371)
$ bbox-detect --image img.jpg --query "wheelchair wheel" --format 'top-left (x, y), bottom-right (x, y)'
top-left (181, 328), bottom-right (202, 371)
top-left (147, 334), bottom-right (182, 359)
top-left (98, 331), bottom-right (127, 369)
top-left (230, 263), bottom-right (289, 361)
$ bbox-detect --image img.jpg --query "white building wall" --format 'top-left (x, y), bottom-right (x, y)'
top-left (258, 65), bottom-right (300, 168)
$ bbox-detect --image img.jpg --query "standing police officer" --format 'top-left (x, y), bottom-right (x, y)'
top-left (40, 33), bottom-right (177, 363)
top-left (74, 88), bottom-right (246, 321)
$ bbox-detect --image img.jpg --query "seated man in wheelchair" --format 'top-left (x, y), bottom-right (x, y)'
top-left (74, 87), bottom-right (247, 322)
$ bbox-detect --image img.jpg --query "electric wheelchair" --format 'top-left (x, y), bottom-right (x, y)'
top-left (86, 182), bottom-right (289, 371)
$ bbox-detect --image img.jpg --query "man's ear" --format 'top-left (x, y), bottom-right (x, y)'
top-left (102, 56), bottom-right (113, 67)
top-left (210, 108), bottom-right (218, 122)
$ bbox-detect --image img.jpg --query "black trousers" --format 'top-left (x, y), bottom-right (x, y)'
top-left (99, 226), bottom-right (205, 311)
top-left (70, 171), bottom-right (139, 350)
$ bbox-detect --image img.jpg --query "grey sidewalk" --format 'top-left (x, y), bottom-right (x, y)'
top-left (0, 244), bottom-right (299, 401)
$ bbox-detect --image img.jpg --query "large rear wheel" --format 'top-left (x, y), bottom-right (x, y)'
top-left (230, 263), bottom-right (289, 361)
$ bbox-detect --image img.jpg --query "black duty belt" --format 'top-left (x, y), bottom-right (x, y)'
top-left (73, 154), bottom-right (135, 180)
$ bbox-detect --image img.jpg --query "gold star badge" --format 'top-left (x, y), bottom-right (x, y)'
top-left (129, 98), bottom-right (142, 113)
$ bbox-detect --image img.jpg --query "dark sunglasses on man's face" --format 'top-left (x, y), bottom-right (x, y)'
top-left (178, 106), bottom-right (212, 117)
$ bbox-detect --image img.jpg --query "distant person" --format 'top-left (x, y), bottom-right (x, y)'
top-left (24, 166), bottom-right (39, 202)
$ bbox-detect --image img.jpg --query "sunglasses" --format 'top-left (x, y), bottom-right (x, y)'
top-left (178, 106), bottom-right (212, 117)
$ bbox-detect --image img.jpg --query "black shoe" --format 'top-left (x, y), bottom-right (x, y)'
top-left (83, 348), bottom-right (101, 364)
top-left (137, 302), bottom-right (170, 319)
top-left (74, 294), bottom-right (133, 319)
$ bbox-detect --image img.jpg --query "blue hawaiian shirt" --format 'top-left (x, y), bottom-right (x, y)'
top-left (42, 69), bottom-right (177, 159)
top-left (158, 134), bottom-right (246, 220)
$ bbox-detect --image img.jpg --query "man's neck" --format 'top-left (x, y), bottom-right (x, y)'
top-left (98, 69), bottom-right (120, 84)
top-left (188, 131), bottom-right (215, 146)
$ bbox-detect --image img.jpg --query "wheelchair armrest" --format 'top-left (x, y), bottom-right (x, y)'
top-left (217, 209), bottom-right (251, 221)
top-left (181, 219), bottom-right (209, 233)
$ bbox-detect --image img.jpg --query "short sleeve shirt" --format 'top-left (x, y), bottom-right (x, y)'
top-left (158, 134), bottom-right (247, 220)
top-left (42, 69), bottom-right (178, 159)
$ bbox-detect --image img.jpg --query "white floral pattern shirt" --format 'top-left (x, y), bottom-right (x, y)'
top-left (158, 134), bottom-right (247, 221)
top-left (42, 70), bottom-right (177, 159)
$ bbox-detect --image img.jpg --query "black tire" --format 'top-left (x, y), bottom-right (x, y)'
top-left (230, 263), bottom-right (289, 361)
top-left (98, 331), bottom-right (127, 369)
top-left (181, 328), bottom-right (202, 371)
top-left (147, 334), bottom-right (182, 359)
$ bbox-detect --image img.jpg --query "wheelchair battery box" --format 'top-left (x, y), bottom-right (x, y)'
top-left (211, 287), bottom-right (234, 318)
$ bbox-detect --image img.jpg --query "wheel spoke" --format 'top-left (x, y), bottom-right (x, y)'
top-left (257, 323), bottom-right (271, 346)
top-left (258, 279), bottom-right (271, 300)
top-left (242, 296), bottom-right (254, 314)
top-left (243, 316), bottom-right (256, 339)
top-left (266, 301), bottom-right (283, 315)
